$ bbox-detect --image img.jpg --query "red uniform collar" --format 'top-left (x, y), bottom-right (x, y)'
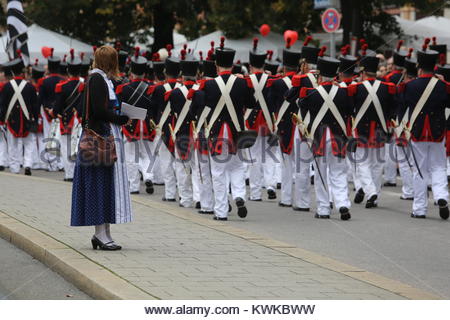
top-left (285, 71), bottom-right (297, 77)
top-left (166, 78), bottom-right (178, 84)
top-left (184, 80), bottom-right (196, 86)
top-left (68, 76), bottom-right (80, 81)
top-left (48, 73), bottom-right (60, 77)
top-left (320, 81), bottom-right (334, 86)
top-left (218, 71), bottom-right (232, 76)
top-left (419, 74), bottom-right (434, 79)
top-left (13, 76), bottom-right (24, 80)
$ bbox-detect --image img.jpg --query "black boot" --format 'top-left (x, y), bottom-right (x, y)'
top-left (24, 167), bottom-right (31, 176)
top-left (365, 194), bottom-right (378, 208)
top-left (0, 165), bottom-right (4, 171)
top-left (438, 199), bottom-right (449, 220)
top-left (145, 180), bottom-right (154, 194)
top-left (354, 188), bottom-right (365, 204)
top-left (340, 207), bottom-right (351, 221)
top-left (235, 197), bottom-right (247, 218)
top-left (267, 189), bottom-right (277, 200)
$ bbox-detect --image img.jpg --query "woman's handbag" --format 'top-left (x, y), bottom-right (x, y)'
top-left (78, 80), bottom-right (117, 166)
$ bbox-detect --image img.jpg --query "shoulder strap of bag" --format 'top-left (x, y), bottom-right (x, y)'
top-left (408, 77), bottom-right (439, 131)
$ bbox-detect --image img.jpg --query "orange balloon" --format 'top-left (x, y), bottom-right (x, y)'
top-left (284, 30), bottom-right (298, 46)
top-left (259, 24), bottom-right (271, 37)
top-left (41, 46), bottom-right (52, 58)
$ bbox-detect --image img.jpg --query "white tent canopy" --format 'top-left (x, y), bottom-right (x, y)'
top-left (0, 24), bottom-right (92, 63)
top-left (174, 30), bottom-right (343, 62)
top-left (395, 16), bottom-right (450, 51)
top-left (131, 28), bottom-right (187, 50)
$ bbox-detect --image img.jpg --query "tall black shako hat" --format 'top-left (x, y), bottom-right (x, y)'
top-left (60, 54), bottom-right (68, 76)
top-left (430, 37), bottom-right (448, 68)
top-left (47, 48), bottom-right (60, 73)
top-left (282, 36), bottom-right (301, 68)
top-left (417, 38), bottom-right (439, 71)
top-left (338, 45), bottom-right (357, 75)
top-left (393, 40), bottom-right (408, 67)
top-left (264, 50), bottom-right (279, 75)
top-left (180, 47), bottom-right (199, 77)
top-left (301, 36), bottom-right (320, 65)
top-left (165, 44), bottom-right (180, 77)
top-left (31, 59), bottom-right (45, 80)
top-left (1, 60), bottom-right (13, 77)
top-left (404, 48), bottom-right (418, 78)
top-left (357, 39), bottom-right (376, 58)
top-left (359, 44), bottom-right (379, 73)
top-left (152, 53), bottom-right (165, 80)
top-left (249, 38), bottom-right (266, 69)
top-left (215, 36), bottom-right (235, 68)
top-left (10, 50), bottom-right (24, 75)
top-left (67, 49), bottom-right (82, 76)
top-left (317, 47), bottom-right (339, 78)
top-left (130, 47), bottom-right (148, 76)
top-left (203, 47), bottom-right (217, 78)
top-left (232, 60), bottom-right (242, 74)
top-left (437, 65), bottom-right (450, 82)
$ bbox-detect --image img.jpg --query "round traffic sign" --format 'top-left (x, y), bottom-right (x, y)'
top-left (322, 8), bottom-right (341, 33)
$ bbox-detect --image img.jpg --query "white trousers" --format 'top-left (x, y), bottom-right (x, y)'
top-left (411, 141), bottom-right (449, 216)
top-left (248, 135), bottom-right (278, 199)
top-left (124, 139), bottom-right (156, 192)
top-left (42, 112), bottom-right (62, 171)
top-left (384, 142), bottom-right (397, 184)
top-left (0, 129), bottom-right (8, 167)
top-left (7, 131), bottom-right (36, 173)
top-left (355, 147), bottom-right (385, 200)
top-left (313, 139), bottom-right (351, 215)
top-left (210, 130), bottom-right (246, 218)
top-left (346, 153), bottom-right (361, 190)
top-left (59, 134), bottom-right (75, 179)
top-left (195, 152), bottom-right (214, 211)
top-left (280, 135), bottom-right (312, 208)
top-left (174, 156), bottom-right (193, 207)
top-left (396, 145), bottom-right (414, 198)
top-left (158, 142), bottom-right (177, 199)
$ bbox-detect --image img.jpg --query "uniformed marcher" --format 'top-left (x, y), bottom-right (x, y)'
top-left (199, 37), bottom-right (256, 221)
top-left (167, 50), bottom-right (202, 208)
top-left (38, 48), bottom-right (64, 171)
top-left (0, 57), bottom-right (39, 175)
top-left (246, 38), bottom-right (278, 202)
top-left (350, 45), bottom-right (396, 208)
top-left (383, 40), bottom-right (408, 187)
top-left (150, 45), bottom-right (181, 202)
top-left (117, 47), bottom-right (157, 195)
top-left (298, 52), bottom-right (353, 220)
top-left (0, 61), bottom-right (14, 171)
top-left (53, 49), bottom-right (85, 181)
top-left (397, 38), bottom-right (449, 219)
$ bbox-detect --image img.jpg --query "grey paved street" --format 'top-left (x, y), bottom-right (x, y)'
top-left (0, 169), bottom-right (448, 299)
top-left (0, 236), bottom-right (90, 300)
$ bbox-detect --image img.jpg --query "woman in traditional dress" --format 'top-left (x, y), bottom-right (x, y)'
top-left (71, 46), bottom-right (132, 251)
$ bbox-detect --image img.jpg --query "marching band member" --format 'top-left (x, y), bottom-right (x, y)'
top-left (297, 51), bottom-right (353, 220)
top-left (200, 37), bottom-right (256, 221)
top-left (0, 61), bottom-right (14, 171)
top-left (350, 45), bottom-right (397, 209)
top-left (53, 49), bottom-right (84, 181)
top-left (0, 57), bottom-right (39, 175)
top-left (117, 48), bottom-right (156, 195)
top-left (246, 38), bottom-right (278, 202)
top-left (398, 39), bottom-right (449, 220)
top-left (150, 45), bottom-right (181, 202)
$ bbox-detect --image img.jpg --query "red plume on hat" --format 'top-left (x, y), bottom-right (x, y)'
top-left (93, 46), bottom-right (97, 53)
top-left (285, 37), bottom-right (292, 49)
top-left (318, 46), bottom-right (327, 57)
top-left (115, 41), bottom-right (121, 51)
top-left (35, 58), bottom-right (39, 66)
top-left (361, 43), bottom-right (368, 56)
top-left (207, 49), bottom-right (214, 61)
top-left (183, 44), bottom-right (188, 51)
top-left (267, 50), bottom-right (273, 61)
top-left (210, 41), bottom-right (215, 49)
top-left (253, 37), bottom-right (259, 51)
top-left (134, 46), bottom-right (140, 58)
top-left (180, 49), bottom-right (187, 60)
top-left (50, 47), bottom-right (54, 58)
top-left (220, 36), bottom-right (225, 49)
top-left (407, 48), bottom-right (413, 59)
top-left (423, 38), bottom-right (430, 51)
top-left (303, 36), bottom-right (312, 47)
top-left (70, 48), bottom-right (75, 60)
top-left (63, 54), bottom-right (67, 62)
top-left (152, 53), bottom-right (160, 62)
top-left (396, 40), bottom-right (404, 52)
top-left (432, 37), bottom-right (437, 45)
top-left (199, 51), bottom-right (203, 61)
top-left (359, 38), bottom-right (366, 45)
top-left (166, 44), bottom-right (173, 57)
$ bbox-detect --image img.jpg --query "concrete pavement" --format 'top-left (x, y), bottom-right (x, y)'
top-left (0, 170), bottom-right (443, 299)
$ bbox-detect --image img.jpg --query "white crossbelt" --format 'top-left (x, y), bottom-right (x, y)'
top-left (352, 80), bottom-right (386, 134)
top-left (274, 76), bottom-right (293, 134)
top-left (173, 84), bottom-right (199, 135)
top-left (249, 73), bottom-right (273, 132)
top-left (406, 77), bottom-right (439, 138)
top-left (306, 73), bottom-right (319, 88)
top-left (205, 75), bottom-right (238, 138)
top-left (309, 85), bottom-right (343, 139)
top-left (5, 80), bottom-right (29, 121)
top-left (157, 82), bottom-right (181, 134)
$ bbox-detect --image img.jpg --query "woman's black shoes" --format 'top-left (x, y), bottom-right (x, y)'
top-left (91, 236), bottom-right (122, 251)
